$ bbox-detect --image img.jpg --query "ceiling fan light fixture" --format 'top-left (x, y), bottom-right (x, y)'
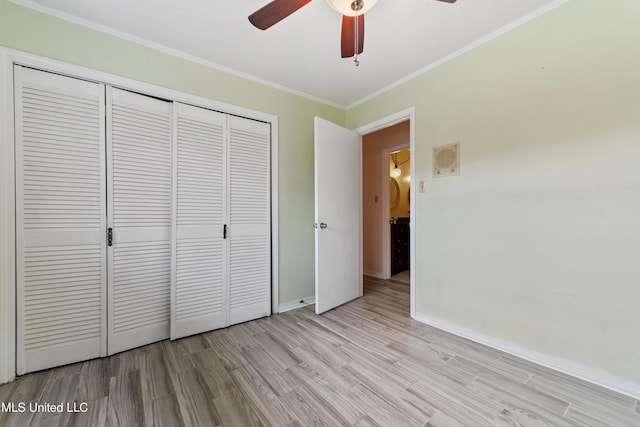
top-left (326, 0), bottom-right (378, 16)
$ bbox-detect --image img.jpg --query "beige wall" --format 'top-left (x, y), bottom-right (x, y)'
top-left (362, 122), bottom-right (409, 278)
top-left (349, 0), bottom-right (640, 385)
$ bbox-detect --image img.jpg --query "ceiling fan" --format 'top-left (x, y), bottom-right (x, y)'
top-left (249, 0), bottom-right (457, 65)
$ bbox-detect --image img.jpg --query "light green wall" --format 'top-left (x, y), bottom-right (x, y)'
top-left (3, 0), bottom-right (640, 386)
top-left (0, 0), bottom-right (345, 305)
top-left (349, 0), bottom-right (640, 383)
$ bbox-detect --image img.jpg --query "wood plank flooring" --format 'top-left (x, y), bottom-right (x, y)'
top-left (1, 276), bottom-right (639, 426)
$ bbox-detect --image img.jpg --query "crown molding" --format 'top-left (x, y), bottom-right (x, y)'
top-left (345, 0), bottom-right (572, 110)
top-left (8, 0), bottom-right (573, 111)
top-left (8, 0), bottom-right (345, 110)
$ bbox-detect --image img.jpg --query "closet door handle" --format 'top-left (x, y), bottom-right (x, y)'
top-left (223, 224), bottom-right (227, 239)
top-left (107, 227), bottom-right (113, 247)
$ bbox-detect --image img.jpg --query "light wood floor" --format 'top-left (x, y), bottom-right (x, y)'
top-left (1, 276), bottom-right (639, 426)
top-left (390, 270), bottom-right (410, 285)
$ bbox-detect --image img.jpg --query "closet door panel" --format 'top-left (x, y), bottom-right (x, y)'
top-left (107, 88), bottom-right (172, 355)
top-left (228, 116), bottom-right (271, 325)
top-left (15, 66), bottom-right (107, 374)
top-left (171, 104), bottom-right (227, 339)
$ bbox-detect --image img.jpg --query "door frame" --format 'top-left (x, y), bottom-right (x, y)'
top-left (0, 50), bottom-right (16, 385)
top-left (355, 107), bottom-right (416, 317)
top-left (382, 143), bottom-right (410, 280)
top-left (0, 48), bottom-right (280, 384)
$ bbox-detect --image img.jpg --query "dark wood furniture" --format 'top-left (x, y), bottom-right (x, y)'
top-left (390, 217), bottom-right (410, 276)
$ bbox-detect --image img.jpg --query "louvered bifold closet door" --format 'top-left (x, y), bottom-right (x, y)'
top-left (107, 88), bottom-right (173, 355)
top-left (171, 104), bottom-right (227, 339)
top-left (15, 66), bottom-right (107, 374)
top-left (228, 116), bottom-right (271, 325)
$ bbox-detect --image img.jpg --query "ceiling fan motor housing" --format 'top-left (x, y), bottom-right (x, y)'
top-left (327, 0), bottom-right (377, 16)
top-left (249, 0), bottom-right (456, 62)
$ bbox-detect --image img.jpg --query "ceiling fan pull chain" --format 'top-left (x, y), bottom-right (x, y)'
top-left (354, 11), bottom-right (360, 66)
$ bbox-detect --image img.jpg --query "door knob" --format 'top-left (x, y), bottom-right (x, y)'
top-left (320, 222), bottom-right (327, 229)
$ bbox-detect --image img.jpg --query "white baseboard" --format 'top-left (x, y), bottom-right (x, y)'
top-left (363, 269), bottom-right (384, 279)
top-left (278, 296), bottom-right (315, 313)
top-left (413, 312), bottom-right (640, 400)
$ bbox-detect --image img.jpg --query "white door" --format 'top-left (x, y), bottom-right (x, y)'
top-left (171, 103), bottom-right (227, 339)
top-left (227, 116), bottom-right (272, 325)
top-left (314, 117), bottom-right (362, 314)
top-left (15, 66), bottom-right (107, 374)
top-left (107, 88), bottom-right (173, 354)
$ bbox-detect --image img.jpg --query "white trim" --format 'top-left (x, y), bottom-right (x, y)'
top-left (8, 0), bottom-right (570, 111)
top-left (0, 46), bottom-right (280, 382)
top-left (355, 110), bottom-right (413, 136)
top-left (382, 143), bottom-right (410, 280)
top-left (358, 129), bottom-right (364, 300)
top-left (355, 107), bottom-right (416, 318)
top-left (345, 0), bottom-right (572, 110)
top-left (409, 113), bottom-right (416, 318)
top-left (0, 51), bottom-right (16, 385)
top-left (7, 0), bottom-right (344, 110)
top-left (278, 296), bottom-right (315, 314)
top-left (270, 119), bottom-right (280, 315)
top-left (413, 312), bottom-right (640, 400)
top-left (3, 48), bottom-right (278, 125)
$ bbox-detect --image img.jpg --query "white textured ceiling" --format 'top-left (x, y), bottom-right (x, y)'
top-left (14, 0), bottom-right (566, 107)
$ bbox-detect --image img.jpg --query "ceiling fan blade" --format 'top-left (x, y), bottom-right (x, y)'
top-left (341, 15), bottom-right (365, 58)
top-left (434, 0), bottom-right (457, 3)
top-left (248, 0), bottom-right (312, 30)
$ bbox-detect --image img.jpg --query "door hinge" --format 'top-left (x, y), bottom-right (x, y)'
top-left (107, 227), bottom-right (113, 246)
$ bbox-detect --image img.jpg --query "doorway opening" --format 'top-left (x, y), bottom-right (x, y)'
top-left (313, 107), bottom-right (415, 318)
top-left (388, 148), bottom-right (411, 284)
top-left (361, 119), bottom-right (412, 288)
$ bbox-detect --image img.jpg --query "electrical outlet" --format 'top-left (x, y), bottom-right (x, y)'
top-left (418, 180), bottom-right (426, 193)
